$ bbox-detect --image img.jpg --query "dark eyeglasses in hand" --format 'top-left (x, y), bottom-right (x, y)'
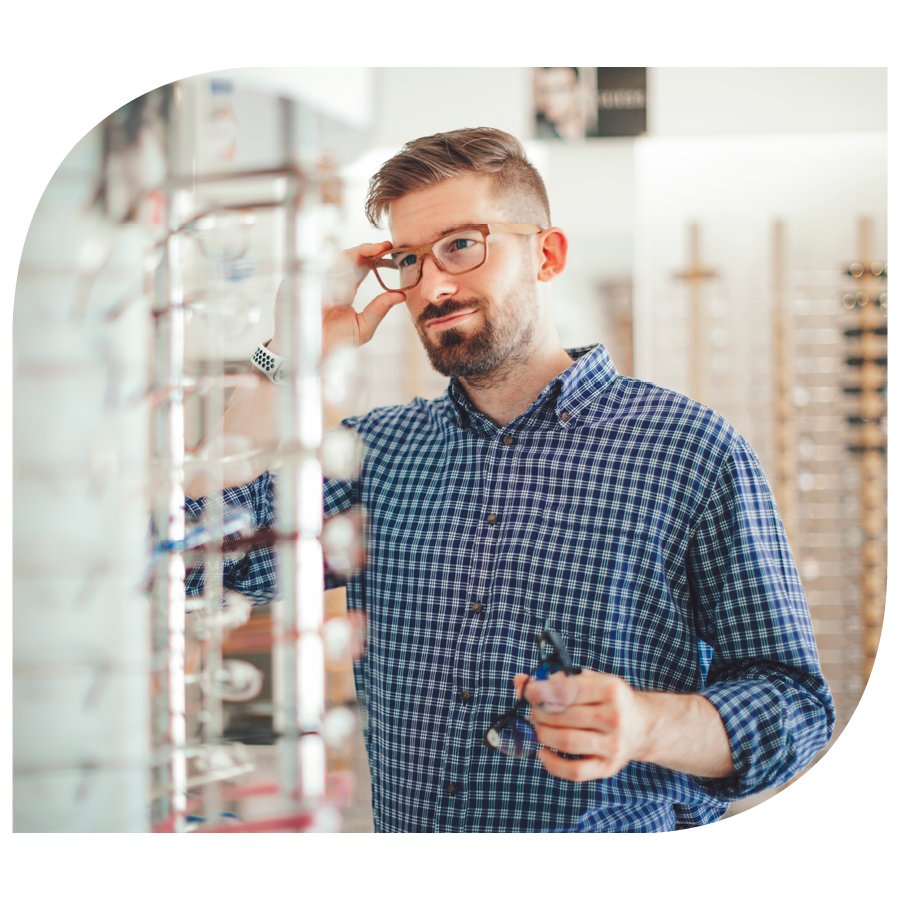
top-left (483, 622), bottom-right (582, 759)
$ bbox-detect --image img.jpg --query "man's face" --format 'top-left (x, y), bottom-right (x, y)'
top-left (535, 68), bottom-right (579, 124)
top-left (387, 174), bottom-right (543, 381)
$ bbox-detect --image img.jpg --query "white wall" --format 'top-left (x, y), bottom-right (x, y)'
top-left (633, 130), bottom-right (888, 419)
top-left (341, 67), bottom-right (887, 410)
top-left (371, 68), bottom-right (533, 147)
top-left (649, 67), bottom-right (887, 137)
top-left (210, 67), bottom-right (375, 130)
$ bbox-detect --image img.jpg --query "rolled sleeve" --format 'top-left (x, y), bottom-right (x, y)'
top-left (688, 437), bottom-right (835, 800)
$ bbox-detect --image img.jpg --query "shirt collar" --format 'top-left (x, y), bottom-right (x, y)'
top-left (446, 344), bottom-right (618, 431)
top-left (555, 344), bottom-right (618, 419)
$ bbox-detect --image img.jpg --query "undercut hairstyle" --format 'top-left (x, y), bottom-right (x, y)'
top-left (365, 127), bottom-right (551, 230)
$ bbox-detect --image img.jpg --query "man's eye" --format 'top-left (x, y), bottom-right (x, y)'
top-left (394, 252), bottom-right (418, 269)
top-left (448, 238), bottom-right (476, 252)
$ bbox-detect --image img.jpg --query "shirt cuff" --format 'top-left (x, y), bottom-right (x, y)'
top-left (695, 678), bottom-right (810, 801)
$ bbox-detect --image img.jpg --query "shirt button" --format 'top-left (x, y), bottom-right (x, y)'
top-left (458, 690), bottom-right (473, 703)
top-left (486, 514), bottom-right (499, 525)
top-left (470, 602), bottom-right (484, 614)
top-left (560, 412), bottom-right (571, 422)
top-left (446, 782), bottom-right (459, 796)
top-left (502, 435), bottom-right (515, 446)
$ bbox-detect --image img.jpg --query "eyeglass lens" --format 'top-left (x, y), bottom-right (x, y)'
top-left (374, 230), bottom-right (487, 291)
top-left (489, 716), bottom-right (538, 759)
top-left (486, 665), bottom-right (579, 759)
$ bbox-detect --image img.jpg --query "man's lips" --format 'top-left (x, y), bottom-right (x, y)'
top-left (425, 309), bottom-right (478, 332)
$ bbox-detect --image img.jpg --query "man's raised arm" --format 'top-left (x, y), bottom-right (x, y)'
top-left (185, 242), bottom-right (405, 499)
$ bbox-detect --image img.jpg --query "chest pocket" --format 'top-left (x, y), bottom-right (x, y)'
top-left (518, 505), bottom-right (694, 690)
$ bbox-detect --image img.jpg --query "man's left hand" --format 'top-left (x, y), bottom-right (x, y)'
top-left (515, 669), bottom-right (736, 781)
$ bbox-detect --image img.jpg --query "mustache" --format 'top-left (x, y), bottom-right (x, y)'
top-left (417, 298), bottom-right (485, 326)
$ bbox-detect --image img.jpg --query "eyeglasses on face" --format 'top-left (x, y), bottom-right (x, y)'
top-left (483, 621), bottom-right (581, 760)
top-left (370, 223), bottom-right (543, 293)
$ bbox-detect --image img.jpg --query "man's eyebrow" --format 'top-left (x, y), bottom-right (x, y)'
top-left (394, 223), bottom-right (484, 248)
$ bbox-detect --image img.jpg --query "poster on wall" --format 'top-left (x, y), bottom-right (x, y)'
top-left (533, 67), bottom-right (647, 140)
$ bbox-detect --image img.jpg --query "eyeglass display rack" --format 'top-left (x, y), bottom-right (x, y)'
top-left (147, 77), bottom-right (366, 834)
top-left (837, 220), bottom-right (886, 687)
top-left (13, 75), bottom-right (367, 833)
top-left (13, 105), bottom-right (156, 832)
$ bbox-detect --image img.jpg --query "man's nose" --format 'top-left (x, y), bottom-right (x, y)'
top-left (417, 253), bottom-right (458, 303)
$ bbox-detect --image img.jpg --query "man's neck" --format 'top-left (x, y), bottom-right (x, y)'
top-left (457, 341), bottom-right (575, 427)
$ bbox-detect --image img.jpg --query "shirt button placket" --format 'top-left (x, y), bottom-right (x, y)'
top-left (446, 424), bottom-right (507, 830)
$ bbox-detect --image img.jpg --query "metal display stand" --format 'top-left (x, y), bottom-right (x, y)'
top-left (140, 78), bottom-right (363, 833)
top-left (770, 220), bottom-right (797, 548)
top-left (674, 222), bottom-right (718, 407)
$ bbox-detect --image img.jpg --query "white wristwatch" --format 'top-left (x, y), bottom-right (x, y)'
top-left (251, 343), bottom-right (287, 384)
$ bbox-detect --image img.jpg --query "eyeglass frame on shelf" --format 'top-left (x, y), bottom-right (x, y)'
top-left (483, 621), bottom-right (582, 755)
top-left (369, 223), bottom-right (544, 293)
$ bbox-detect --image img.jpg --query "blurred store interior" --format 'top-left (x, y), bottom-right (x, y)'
top-left (12, 67), bottom-right (888, 832)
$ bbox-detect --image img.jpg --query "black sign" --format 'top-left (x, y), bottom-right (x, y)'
top-left (534, 67), bottom-right (647, 140)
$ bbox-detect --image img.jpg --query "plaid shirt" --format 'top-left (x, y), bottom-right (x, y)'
top-left (186, 345), bottom-right (834, 832)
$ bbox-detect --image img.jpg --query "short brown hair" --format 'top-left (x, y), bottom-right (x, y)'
top-left (365, 127), bottom-right (551, 230)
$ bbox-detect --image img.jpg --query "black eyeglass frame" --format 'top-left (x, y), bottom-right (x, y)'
top-left (483, 622), bottom-right (582, 754)
top-left (369, 223), bottom-right (543, 294)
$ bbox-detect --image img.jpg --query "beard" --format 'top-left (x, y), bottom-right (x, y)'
top-left (414, 282), bottom-right (539, 384)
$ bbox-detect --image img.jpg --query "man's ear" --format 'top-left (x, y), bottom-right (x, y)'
top-left (536, 228), bottom-right (568, 282)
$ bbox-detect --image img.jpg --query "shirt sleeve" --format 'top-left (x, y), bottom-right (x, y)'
top-left (180, 418), bottom-right (366, 602)
top-left (687, 435), bottom-right (835, 801)
top-left (184, 471), bottom-right (278, 604)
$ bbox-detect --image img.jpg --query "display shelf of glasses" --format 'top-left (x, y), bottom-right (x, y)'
top-left (147, 79), bottom-right (366, 833)
top-left (777, 249), bottom-right (885, 740)
top-left (837, 225), bottom-right (886, 689)
top-left (13, 108), bottom-right (155, 831)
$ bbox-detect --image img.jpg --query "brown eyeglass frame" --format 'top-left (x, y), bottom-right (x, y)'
top-left (370, 223), bottom-right (543, 293)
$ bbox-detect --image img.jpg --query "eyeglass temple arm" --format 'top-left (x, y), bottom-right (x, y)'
top-left (486, 688), bottom-right (535, 735)
top-left (536, 627), bottom-right (581, 674)
top-left (488, 223), bottom-right (544, 236)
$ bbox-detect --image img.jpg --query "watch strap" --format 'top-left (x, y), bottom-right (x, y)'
top-left (251, 343), bottom-right (287, 384)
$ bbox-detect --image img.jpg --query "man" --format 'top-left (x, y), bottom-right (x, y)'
top-left (185, 127), bottom-right (834, 832)
top-left (534, 67), bottom-right (587, 141)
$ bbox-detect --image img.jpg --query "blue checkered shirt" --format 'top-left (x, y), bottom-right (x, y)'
top-left (185, 345), bottom-right (834, 832)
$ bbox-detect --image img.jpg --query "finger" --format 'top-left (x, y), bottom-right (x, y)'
top-left (531, 721), bottom-right (615, 758)
top-left (536, 748), bottom-right (625, 783)
top-left (528, 702), bottom-right (607, 731)
top-left (528, 669), bottom-right (626, 712)
top-left (524, 673), bottom-right (580, 713)
top-left (528, 686), bottom-right (632, 735)
top-left (325, 242), bottom-right (396, 310)
top-left (325, 243), bottom-right (390, 306)
top-left (343, 241), bottom-right (393, 271)
top-left (512, 673), bottom-right (529, 700)
top-left (355, 289), bottom-right (407, 344)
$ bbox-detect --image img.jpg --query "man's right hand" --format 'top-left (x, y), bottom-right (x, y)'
top-left (270, 241), bottom-right (407, 359)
